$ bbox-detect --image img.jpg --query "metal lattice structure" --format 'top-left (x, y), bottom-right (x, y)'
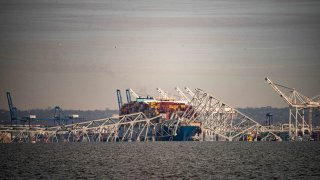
top-left (175, 87), bottom-right (191, 103)
top-left (1, 86), bottom-right (296, 143)
top-left (312, 95), bottom-right (320, 104)
top-left (180, 88), bottom-right (281, 141)
top-left (0, 112), bottom-right (180, 143)
top-left (265, 77), bottom-right (320, 139)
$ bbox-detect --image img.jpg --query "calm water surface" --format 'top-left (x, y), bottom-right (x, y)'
top-left (1, 142), bottom-right (320, 179)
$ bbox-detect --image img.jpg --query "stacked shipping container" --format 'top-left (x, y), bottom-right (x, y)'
top-left (120, 98), bottom-right (189, 120)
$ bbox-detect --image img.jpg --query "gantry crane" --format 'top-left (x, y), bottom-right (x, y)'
top-left (52, 106), bottom-right (77, 125)
top-left (6, 92), bottom-right (36, 126)
top-left (53, 106), bottom-right (68, 125)
top-left (6, 92), bottom-right (18, 125)
top-left (265, 77), bottom-right (320, 139)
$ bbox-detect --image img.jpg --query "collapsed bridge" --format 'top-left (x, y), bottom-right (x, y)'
top-left (0, 112), bottom-right (179, 143)
top-left (1, 87), bottom-right (286, 143)
top-left (181, 88), bottom-right (281, 141)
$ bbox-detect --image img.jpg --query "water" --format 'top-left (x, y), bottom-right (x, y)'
top-left (1, 142), bottom-right (320, 179)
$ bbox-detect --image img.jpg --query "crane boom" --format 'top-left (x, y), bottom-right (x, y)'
top-left (265, 77), bottom-right (318, 108)
top-left (265, 77), bottom-right (294, 107)
top-left (129, 88), bottom-right (139, 99)
top-left (175, 87), bottom-right (190, 103)
top-left (6, 92), bottom-right (13, 118)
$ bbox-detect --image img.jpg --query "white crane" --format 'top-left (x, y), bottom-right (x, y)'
top-left (175, 87), bottom-right (190, 103)
top-left (129, 88), bottom-right (140, 99)
top-left (265, 77), bottom-right (319, 139)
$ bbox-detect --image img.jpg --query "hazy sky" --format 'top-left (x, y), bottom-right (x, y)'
top-left (0, 0), bottom-right (320, 110)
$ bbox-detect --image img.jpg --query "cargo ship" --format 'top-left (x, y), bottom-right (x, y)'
top-left (119, 94), bottom-right (200, 141)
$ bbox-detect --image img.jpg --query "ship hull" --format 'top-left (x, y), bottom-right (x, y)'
top-left (157, 125), bottom-right (199, 141)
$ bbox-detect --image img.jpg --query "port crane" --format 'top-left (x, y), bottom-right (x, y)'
top-left (175, 87), bottom-right (190, 103)
top-left (266, 113), bottom-right (273, 126)
top-left (6, 92), bottom-right (36, 126)
top-left (116, 89), bottom-right (123, 112)
top-left (6, 92), bottom-right (18, 125)
top-left (53, 106), bottom-right (78, 125)
top-left (265, 77), bottom-right (320, 139)
top-left (29, 106), bottom-right (79, 126)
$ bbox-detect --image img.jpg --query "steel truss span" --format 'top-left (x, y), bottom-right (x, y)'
top-left (1, 87), bottom-right (289, 143)
top-left (0, 113), bottom-right (179, 143)
top-left (181, 88), bottom-right (282, 141)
